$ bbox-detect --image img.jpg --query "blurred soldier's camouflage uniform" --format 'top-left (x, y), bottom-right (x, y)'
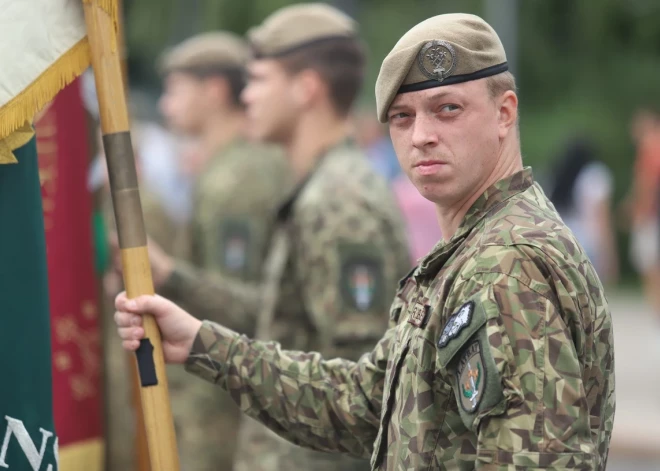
top-left (164, 138), bottom-right (411, 471)
top-left (156, 33), bottom-right (291, 471)
top-left (182, 14), bottom-right (616, 471)
top-left (161, 6), bottom-right (411, 470)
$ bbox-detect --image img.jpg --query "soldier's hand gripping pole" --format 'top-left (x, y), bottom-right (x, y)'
top-left (82, 1), bottom-right (180, 469)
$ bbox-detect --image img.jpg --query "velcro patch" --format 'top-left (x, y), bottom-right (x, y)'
top-left (438, 301), bottom-right (474, 348)
top-left (407, 291), bottom-right (430, 328)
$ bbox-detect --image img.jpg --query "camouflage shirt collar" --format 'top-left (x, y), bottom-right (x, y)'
top-left (417, 167), bottom-right (534, 276)
top-left (275, 137), bottom-right (355, 221)
top-left (207, 136), bottom-right (244, 168)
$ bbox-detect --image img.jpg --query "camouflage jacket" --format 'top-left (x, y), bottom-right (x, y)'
top-left (171, 140), bottom-right (411, 470)
top-left (184, 138), bottom-right (290, 280)
top-left (158, 138), bottom-right (290, 471)
top-left (185, 168), bottom-right (616, 470)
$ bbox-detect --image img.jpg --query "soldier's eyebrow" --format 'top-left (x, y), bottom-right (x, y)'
top-left (390, 89), bottom-right (460, 113)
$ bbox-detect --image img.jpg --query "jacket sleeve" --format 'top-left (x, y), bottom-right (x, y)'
top-left (184, 320), bottom-right (392, 458)
top-left (159, 262), bottom-right (261, 336)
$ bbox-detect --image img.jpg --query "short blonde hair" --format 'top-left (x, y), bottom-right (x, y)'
top-left (486, 71), bottom-right (517, 99)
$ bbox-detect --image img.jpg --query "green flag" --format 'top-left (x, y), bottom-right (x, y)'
top-left (0, 136), bottom-right (59, 470)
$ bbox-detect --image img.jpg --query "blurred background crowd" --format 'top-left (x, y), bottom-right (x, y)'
top-left (72, 1), bottom-right (660, 470)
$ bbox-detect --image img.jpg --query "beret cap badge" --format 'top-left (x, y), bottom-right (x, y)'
top-left (418, 40), bottom-right (456, 82)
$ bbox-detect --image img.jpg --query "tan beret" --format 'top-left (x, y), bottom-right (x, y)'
top-left (159, 32), bottom-right (248, 76)
top-left (375, 13), bottom-right (508, 122)
top-left (248, 3), bottom-right (356, 57)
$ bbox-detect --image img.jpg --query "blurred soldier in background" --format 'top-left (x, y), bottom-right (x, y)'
top-left (143, 3), bottom-right (410, 470)
top-left (125, 32), bottom-right (291, 470)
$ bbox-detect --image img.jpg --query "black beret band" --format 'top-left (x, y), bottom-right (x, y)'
top-left (398, 62), bottom-right (509, 94)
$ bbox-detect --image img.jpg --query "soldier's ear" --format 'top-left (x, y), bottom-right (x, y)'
top-left (497, 90), bottom-right (518, 139)
top-left (291, 69), bottom-right (324, 110)
top-left (205, 76), bottom-right (231, 107)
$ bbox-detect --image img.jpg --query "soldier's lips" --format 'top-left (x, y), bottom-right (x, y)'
top-left (413, 160), bottom-right (447, 176)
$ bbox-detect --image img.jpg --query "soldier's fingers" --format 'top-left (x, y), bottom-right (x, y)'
top-left (117, 326), bottom-right (144, 341)
top-left (122, 339), bottom-right (140, 351)
top-left (114, 310), bottom-right (142, 328)
top-left (118, 294), bottom-right (170, 318)
top-left (115, 291), bottom-right (129, 309)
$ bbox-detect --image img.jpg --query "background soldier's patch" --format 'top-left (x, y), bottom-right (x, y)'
top-left (339, 243), bottom-right (385, 313)
top-left (220, 218), bottom-right (251, 275)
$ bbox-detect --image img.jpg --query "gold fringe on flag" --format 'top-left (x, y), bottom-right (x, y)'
top-left (0, 123), bottom-right (35, 164)
top-left (0, 39), bottom-right (90, 163)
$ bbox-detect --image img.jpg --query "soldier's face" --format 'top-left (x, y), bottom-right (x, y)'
top-left (242, 60), bottom-right (299, 143)
top-left (159, 73), bottom-right (209, 135)
top-left (387, 79), bottom-right (514, 207)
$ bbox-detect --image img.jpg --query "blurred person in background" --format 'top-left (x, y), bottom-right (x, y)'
top-left (128, 32), bottom-right (291, 471)
top-left (84, 69), bottom-right (193, 226)
top-left (548, 136), bottom-right (619, 286)
top-left (141, 4), bottom-right (410, 470)
top-left (353, 106), bottom-right (401, 182)
top-left (624, 109), bottom-right (660, 318)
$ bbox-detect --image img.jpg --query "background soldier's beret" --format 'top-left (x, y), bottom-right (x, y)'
top-left (248, 3), bottom-right (357, 58)
top-left (159, 32), bottom-right (248, 76)
top-left (375, 13), bottom-right (508, 123)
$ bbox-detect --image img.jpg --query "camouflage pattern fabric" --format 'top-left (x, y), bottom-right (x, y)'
top-left (184, 168), bottom-right (615, 470)
top-left (160, 139), bottom-right (291, 471)
top-left (165, 140), bottom-right (411, 470)
top-left (188, 139), bottom-right (291, 281)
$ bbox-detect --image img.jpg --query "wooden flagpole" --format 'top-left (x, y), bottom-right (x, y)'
top-left (112, 1), bottom-right (152, 469)
top-left (82, 1), bottom-right (180, 470)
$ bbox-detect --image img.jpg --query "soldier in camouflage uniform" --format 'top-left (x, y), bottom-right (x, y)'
top-left (142, 32), bottom-right (291, 471)
top-left (147, 4), bottom-right (411, 471)
top-left (115, 13), bottom-right (616, 471)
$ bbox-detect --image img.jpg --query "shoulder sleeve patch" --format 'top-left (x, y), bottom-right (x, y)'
top-left (339, 242), bottom-right (386, 313)
top-left (219, 218), bottom-right (252, 276)
top-left (436, 300), bottom-right (505, 430)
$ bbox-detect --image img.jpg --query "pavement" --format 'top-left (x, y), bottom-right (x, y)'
top-left (606, 291), bottom-right (660, 470)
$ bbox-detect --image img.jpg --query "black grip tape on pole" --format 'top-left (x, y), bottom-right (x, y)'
top-left (136, 338), bottom-right (158, 387)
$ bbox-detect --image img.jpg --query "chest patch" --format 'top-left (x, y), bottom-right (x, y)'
top-left (456, 340), bottom-right (484, 413)
top-left (438, 301), bottom-right (473, 348)
top-left (407, 291), bottom-right (430, 328)
top-left (340, 252), bottom-right (385, 313)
